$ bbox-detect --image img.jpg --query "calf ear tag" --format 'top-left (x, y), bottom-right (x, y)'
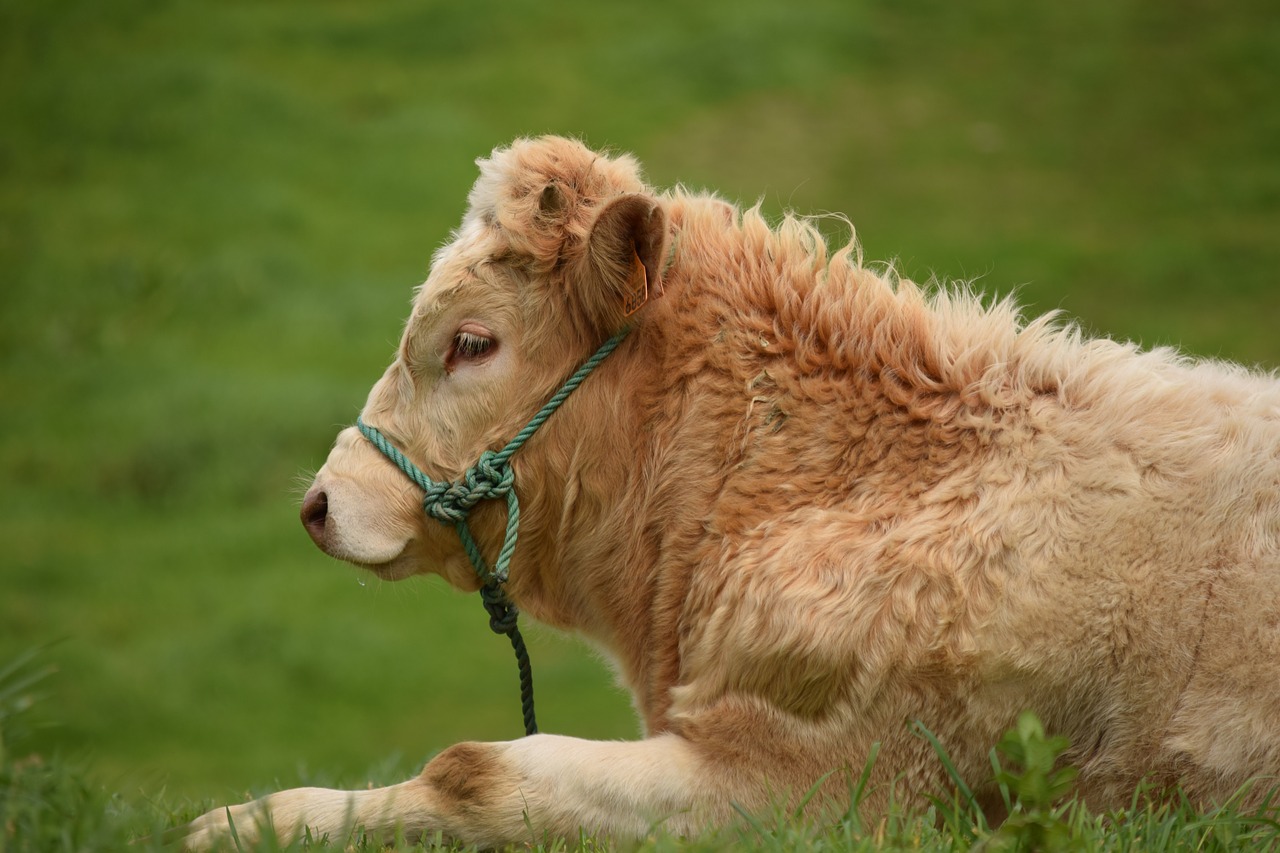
top-left (623, 253), bottom-right (649, 316)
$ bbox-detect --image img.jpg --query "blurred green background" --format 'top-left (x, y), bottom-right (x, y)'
top-left (2, 0), bottom-right (1277, 807)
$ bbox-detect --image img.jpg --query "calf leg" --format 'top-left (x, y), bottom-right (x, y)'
top-left (182, 733), bottom-right (717, 850)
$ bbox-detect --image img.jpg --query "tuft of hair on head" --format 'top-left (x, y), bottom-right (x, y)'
top-left (468, 136), bottom-right (669, 339)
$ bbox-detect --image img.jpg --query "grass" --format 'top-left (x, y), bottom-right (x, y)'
top-left (2, 0), bottom-right (1278, 848)
top-left (5, 662), bottom-right (1278, 851)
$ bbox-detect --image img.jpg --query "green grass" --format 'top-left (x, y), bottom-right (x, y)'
top-left (2, 0), bottom-right (1278, 848)
top-left (5, 668), bottom-right (1279, 851)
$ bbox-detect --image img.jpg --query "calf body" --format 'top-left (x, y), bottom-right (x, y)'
top-left (186, 136), bottom-right (1280, 848)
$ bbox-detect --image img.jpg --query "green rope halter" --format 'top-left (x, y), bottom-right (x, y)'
top-left (356, 327), bottom-right (631, 736)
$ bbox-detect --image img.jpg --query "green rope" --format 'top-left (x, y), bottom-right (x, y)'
top-left (356, 327), bottom-right (631, 736)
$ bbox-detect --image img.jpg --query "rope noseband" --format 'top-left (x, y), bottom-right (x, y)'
top-left (356, 327), bottom-right (631, 736)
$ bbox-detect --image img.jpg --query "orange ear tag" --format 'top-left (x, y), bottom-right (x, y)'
top-left (622, 253), bottom-right (649, 317)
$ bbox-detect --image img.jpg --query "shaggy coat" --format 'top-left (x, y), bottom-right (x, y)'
top-left (185, 136), bottom-right (1280, 848)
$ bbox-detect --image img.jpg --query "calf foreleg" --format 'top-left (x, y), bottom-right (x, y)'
top-left (182, 733), bottom-right (717, 850)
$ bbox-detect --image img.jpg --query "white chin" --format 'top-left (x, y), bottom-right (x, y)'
top-left (354, 550), bottom-right (422, 581)
top-left (325, 523), bottom-right (410, 565)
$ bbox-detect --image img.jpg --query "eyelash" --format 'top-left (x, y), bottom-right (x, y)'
top-left (451, 331), bottom-right (493, 360)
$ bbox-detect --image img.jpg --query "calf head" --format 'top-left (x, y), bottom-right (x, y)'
top-left (300, 137), bottom-right (669, 588)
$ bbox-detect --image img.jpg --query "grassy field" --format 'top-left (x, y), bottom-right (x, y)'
top-left (3, 0), bottom-right (1279, 848)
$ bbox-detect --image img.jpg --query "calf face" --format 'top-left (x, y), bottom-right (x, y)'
top-left (300, 138), bottom-right (667, 588)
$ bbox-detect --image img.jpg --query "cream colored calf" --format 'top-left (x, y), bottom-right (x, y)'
top-left (184, 136), bottom-right (1280, 848)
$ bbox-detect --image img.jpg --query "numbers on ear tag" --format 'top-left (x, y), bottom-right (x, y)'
top-left (623, 254), bottom-right (649, 317)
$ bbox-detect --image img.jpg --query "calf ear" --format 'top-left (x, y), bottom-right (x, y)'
top-left (580, 193), bottom-right (668, 330)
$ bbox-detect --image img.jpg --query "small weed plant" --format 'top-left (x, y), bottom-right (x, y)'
top-left (982, 711), bottom-right (1082, 851)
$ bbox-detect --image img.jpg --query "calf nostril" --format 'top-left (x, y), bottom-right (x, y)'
top-left (300, 488), bottom-right (329, 544)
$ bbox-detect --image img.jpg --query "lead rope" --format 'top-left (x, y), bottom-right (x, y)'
top-left (356, 327), bottom-right (632, 736)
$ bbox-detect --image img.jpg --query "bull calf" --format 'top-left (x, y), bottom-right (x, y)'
top-left (184, 136), bottom-right (1280, 849)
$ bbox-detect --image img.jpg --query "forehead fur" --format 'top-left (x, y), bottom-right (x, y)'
top-left (462, 136), bottom-right (649, 268)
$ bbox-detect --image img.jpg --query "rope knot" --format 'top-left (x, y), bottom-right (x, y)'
top-left (421, 451), bottom-right (513, 524)
top-left (480, 582), bottom-right (520, 635)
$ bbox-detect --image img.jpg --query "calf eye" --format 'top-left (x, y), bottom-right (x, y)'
top-left (448, 330), bottom-right (495, 367)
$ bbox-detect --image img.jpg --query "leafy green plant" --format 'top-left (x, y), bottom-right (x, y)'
top-left (982, 711), bottom-right (1082, 852)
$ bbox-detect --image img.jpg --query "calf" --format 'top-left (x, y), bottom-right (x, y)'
top-left (185, 135), bottom-right (1280, 849)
